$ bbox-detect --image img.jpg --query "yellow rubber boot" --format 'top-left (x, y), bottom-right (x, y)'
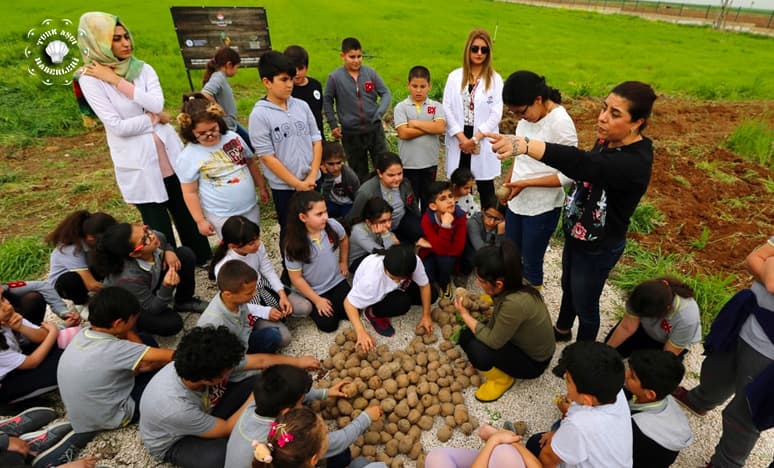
top-left (475, 367), bottom-right (515, 402)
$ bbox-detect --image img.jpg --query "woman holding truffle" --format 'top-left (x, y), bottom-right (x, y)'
top-left (455, 240), bottom-right (555, 403)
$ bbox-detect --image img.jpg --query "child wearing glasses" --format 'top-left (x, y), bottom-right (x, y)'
top-left (176, 94), bottom-right (269, 239)
top-left (91, 223), bottom-right (207, 336)
top-left (466, 194), bottom-right (506, 255)
top-left (249, 51), bottom-right (323, 255)
top-left (319, 141), bottom-right (360, 219)
top-left (393, 66), bottom-right (445, 211)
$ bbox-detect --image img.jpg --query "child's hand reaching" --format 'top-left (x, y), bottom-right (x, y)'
top-left (327, 380), bottom-right (351, 398)
top-left (63, 312), bottom-right (81, 327)
top-left (268, 308), bottom-right (284, 321)
top-left (296, 355), bottom-right (320, 370)
top-left (364, 405), bottom-right (384, 421)
top-left (278, 293), bottom-right (293, 317)
top-left (355, 329), bottom-right (375, 353)
top-left (313, 296), bottom-right (334, 317)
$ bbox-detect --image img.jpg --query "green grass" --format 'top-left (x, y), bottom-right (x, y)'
top-left (628, 201), bottom-right (665, 234)
top-left (2, 0), bottom-right (774, 146)
top-left (690, 226), bottom-right (711, 249)
top-left (697, 160), bottom-right (738, 183)
top-left (612, 240), bottom-right (736, 336)
top-left (0, 237), bottom-right (50, 280)
top-left (724, 119), bottom-right (774, 169)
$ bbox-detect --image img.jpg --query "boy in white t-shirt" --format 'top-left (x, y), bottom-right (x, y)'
top-left (530, 341), bottom-right (633, 468)
top-left (344, 245), bottom-right (436, 350)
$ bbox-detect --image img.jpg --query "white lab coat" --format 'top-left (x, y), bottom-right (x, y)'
top-left (442, 67), bottom-right (503, 180)
top-left (78, 64), bottom-right (183, 204)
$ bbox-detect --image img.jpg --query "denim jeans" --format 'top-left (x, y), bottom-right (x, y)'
top-left (505, 207), bottom-right (561, 287)
top-left (556, 239), bottom-right (626, 341)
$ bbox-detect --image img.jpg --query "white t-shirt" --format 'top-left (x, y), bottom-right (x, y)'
top-left (0, 320), bottom-right (37, 380)
top-left (508, 105), bottom-right (577, 216)
top-left (552, 390), bottom-right (633, 468)
top-left (346, 254), bottom-right (428, 309)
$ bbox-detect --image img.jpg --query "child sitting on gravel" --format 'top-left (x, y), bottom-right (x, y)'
top-left (626, 349), bottom-right (693, 467)
top-left (344, 245), bottom-right (436, 348)
top-left (225, 364), bottom-right (381, 468)
top-left (251, 406), bottom-right (386, 468)
top-left (528, 341), bottom-right (632, 467)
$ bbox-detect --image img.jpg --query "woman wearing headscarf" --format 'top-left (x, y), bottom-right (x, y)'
top-left (75, 12), bottom-right (211, 264)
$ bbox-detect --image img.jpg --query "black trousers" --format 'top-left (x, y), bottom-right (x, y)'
top-left (458, 327), bottom-right (551, 379)
top-left (370, 283), bottom-right (438, 318)
top-left (310, 280), bottom-right (351, 333)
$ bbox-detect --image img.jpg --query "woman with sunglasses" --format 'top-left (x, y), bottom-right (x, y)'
top-left (488, 81), bottom-right (657, 347)
top-left (501, 71), bottom-right (578, 291)
top-left (75, 12), bottom-right (211, 265)
top-left (91, 223), bottom-right (207, 336)
top-left (442, 29), bottom-right (503, 203)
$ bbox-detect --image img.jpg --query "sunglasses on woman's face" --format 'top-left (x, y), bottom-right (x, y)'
top-left (131, 225), bottom-right (154, 254)
top-left (470, 45), bottom-right (490, 54)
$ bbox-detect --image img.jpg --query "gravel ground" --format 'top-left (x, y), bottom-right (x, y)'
top-left (5, 225), bottom-right (772, 467)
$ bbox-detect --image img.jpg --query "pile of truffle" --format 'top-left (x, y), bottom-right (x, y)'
top-left (311, 290), bottom-right (496, 467)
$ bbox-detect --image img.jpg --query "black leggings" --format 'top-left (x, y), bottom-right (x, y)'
top-left (0, 345), bottom-right (63, 404)
top-left (604, 322), bottom-right (687, 359)
top-left (458, 328), bottom-right (551, 379)
top-left (310, 280), bottom-right (351, 333)
top-left (370, 283), bottom-right (438, 318)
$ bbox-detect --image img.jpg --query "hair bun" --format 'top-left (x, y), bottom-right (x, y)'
top-left (177, 112), bottom-right (192, 128)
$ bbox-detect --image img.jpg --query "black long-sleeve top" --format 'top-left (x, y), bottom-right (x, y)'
top-left (542, 138), bottom-right (653, 249)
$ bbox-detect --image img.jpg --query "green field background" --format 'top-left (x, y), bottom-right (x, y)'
top-left (2, 0), bottom-right (773, 146)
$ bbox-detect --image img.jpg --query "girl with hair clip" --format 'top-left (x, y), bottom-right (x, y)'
top-left (251, 406), bottom-right (387, 468)
top-left (347, 197), bottom-right (399, 273)
top-left (489, 80), bottom-right (657, 347)
top-left (500, 71), bottom-right (578, 291)
top-left (442, 29), bottom-right (503, 204)
top-left (91, 223), bottom-right (206, 336)
top-left (210, 215), bottom-right (313, 347)
top-left (46, 210), bottom-right (117, 307)
top-left (202, 47), bottom-right (253, 149)
top-left (346, 152), bottom-right (422, 244)
top-left (455, 239), bottom-right (555, 402)
top-left (75, 12), bottom-right (211, 265)
top-left (605, 277), bottom-right (701, 358)
top-left (284, 192), bottom-right (351, 333)
top-left (176, 94), bottom-right (269, 238)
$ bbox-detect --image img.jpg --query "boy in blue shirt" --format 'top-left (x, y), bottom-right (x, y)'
top-left (249, 51), bottom-right (322, 252)
top-left (394, 66), bottom-right (445, 211)
top-left (323, 37), bottom-right (391, 182)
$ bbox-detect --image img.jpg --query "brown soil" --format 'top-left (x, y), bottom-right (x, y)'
top-left (2, 97), bottom-right (772, 288)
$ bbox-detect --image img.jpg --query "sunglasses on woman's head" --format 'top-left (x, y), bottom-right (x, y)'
top-left (470, 45), bottom-right (490, 54)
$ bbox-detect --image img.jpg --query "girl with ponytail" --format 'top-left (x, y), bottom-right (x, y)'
top-left (605, 277), bottom-right (701, 357)
top-left (202, 47), bottom-right (253, 149)
top-left (454, 239), bottom-right (555, 402)
top-left (176, 93), bottom-right (269, 238)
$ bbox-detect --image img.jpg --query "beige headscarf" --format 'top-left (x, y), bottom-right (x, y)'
top-left (76, 12), bottom-right (145, 81)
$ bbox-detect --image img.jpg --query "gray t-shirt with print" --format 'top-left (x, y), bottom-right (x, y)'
top-left (203, 71), bottom-right (238, 131)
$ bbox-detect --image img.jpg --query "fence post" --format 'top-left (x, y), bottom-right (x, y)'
top-left (634, 0), bottom-right (639, 12)
top-left (768, 10), bottom-right (774, 27)
top-left (734, 6), bottom-right (741, 20)
top-left (706, 4), bottom-right (711, 18)
top-left (679, 3), bottom-right (684, 16)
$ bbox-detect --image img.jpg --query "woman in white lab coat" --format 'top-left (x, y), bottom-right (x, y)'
top-left (75, 12), bottom-right (211, 264)
top-left (442, 28), bottom-right (504, 204)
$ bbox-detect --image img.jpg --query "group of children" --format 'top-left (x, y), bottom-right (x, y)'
top-left (0, 29), bottom-right (770, 468)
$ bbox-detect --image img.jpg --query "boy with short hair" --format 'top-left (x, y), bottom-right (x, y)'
top-left (393, 66), bottom-right (445, 210)
top-left (626, 349), bottom-right (693, 468)
top-left (283, 45), bottom-right (325, 138)
top-left (38, 287), bottom-right (174, 467)
top-left (197, 260), bottom-right (319, 383)
top-left (323, 37), bottom-right (391, 181)
top-left (533, 341), bottom-right (632, 468)
top-left (139, 326), bottom-right (255, 468)
top-left (320, 141), bottom-right (360, 219)
top-left (225, 364), bottom-right (379, 468)
top-left (418, 181), bottom-right (467, 300)
top-left (249, 50), bottom-right (322, 251)
top-left (345, 245), bottom-right (436, 345)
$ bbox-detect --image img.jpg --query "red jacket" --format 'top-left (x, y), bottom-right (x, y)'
top-left (418, 206), bottom-right (467, 259)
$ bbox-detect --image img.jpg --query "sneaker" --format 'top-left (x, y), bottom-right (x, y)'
top-left (22, 421), bottom-right (72, 454)
top-left (32, 429), bottom-right (81, 468)
top-left (364, 307), bottom-right (394, 337)
top-left (671, 385), bottom-right (707, 416)
top-left (441, 283), bottom-right (454, 301)
top-left (174, 297), bottom-right (208, 314)
top-left (553, 327), bottom-right (572, 342)
top-left (0, 407), bottom-right (56, 437)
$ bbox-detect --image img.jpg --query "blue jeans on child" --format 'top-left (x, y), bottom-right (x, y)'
top-left (556, 239), bottom-right (626, 341)
top-left (505, 207), bottom-right (561, 287)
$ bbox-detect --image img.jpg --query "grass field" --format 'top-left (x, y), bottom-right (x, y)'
top-left (2, 0), bottom-right (774, 146)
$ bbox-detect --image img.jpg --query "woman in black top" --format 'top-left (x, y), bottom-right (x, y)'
top-left (488, 81), bottom-right (657, 343)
